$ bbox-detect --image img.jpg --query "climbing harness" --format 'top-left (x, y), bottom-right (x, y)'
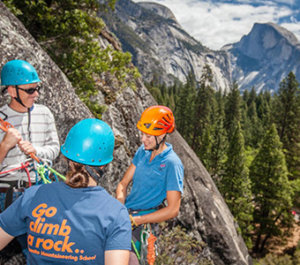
top-left (0, 116), bottom-right (65, 211)
top-left (128, 203), bottom-right (165, 264)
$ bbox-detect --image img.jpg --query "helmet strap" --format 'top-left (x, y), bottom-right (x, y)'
top-left (85, 165), bottom-right (105, 182)
top-left (153, 135), bottom-right (167, 151)
top-left (14, 86), bottom-right (27, 108)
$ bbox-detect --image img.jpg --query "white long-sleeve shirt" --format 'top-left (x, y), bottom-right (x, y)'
top-left (0, 104), bottom-right (60, 182)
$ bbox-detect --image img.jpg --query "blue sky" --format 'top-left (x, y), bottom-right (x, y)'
top-left (133, 0), bottom-right (300, 50)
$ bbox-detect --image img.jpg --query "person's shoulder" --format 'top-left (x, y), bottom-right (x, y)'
top-left (31, 104), bottom-right (53, 118)
top-left (100, 190), bottom-right (129, 212)
top-left (0, 104), bottom-right (9, 114)
top-left (25, 182), bottom-right (57, 194)
top-left (32, 104), bottom-right (52, 113)
top-left (0, 104), bottom-right (7, 111)
top-left (166, 144), bottom-right (182, 161)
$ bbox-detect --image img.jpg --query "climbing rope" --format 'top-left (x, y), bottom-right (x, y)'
top-left (0, 117), bottom-right (40, 163)
top-left (140, 224), bottom-right (157, 265)
top-left (147, 232), bottom-right (157, 265)
top-left (34, 160), bottom-right (66, 184)
top-left (0, 161), bottom-right (32, 186)
top-left (0, 117), bottom-right (66, 184)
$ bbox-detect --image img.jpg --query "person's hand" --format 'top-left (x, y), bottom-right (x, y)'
top-left (18, 140), bottom-right (36, 155)
top-left (129, 215), bottom-right (139, 230)
top-left (2, 128), bottom-right (22, 150)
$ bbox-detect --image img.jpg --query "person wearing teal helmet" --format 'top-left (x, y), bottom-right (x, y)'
top-left (0, 119), bottom-right (131, 265)
top-left (0, 59), bottom-right (60, 258)
top-left (0, 59), bottom-right (59, 190)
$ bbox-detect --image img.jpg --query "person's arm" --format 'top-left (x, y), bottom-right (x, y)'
top-left (0, 227), bottom-right (14, 250)
top-left (132, 190), bottom-right (181, 225)
top-left (105, 250), bottom-right (130, 265)
top-left (0, 128), bottom-right (22, 164)
top-left (116, 163), bottom-right (136, 204)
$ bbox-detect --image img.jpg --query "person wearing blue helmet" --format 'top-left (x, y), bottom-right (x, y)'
top-left (0, 119), bottom-right (132, 265)
top-left (0, 60), bottom-right (60, 209)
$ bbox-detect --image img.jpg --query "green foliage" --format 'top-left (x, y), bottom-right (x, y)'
top-left (190, 65), bottom-right (216, 165)
top-left (219, 123), bottom-right (254, 248)
top-left (255, 253), bottom-right (293, 265)
top-left (208, 90), bottom-right (227, 179)
top-left (3, 0), bottom-right (140, 117)
top-left (224, 81), bottom-right (241, 139)
top-left (254, 242), bottom-right (300, 265)
top-left (174, 72), bottom-right (196, 138)
top-left (156, 223), bottom-right (213, 265)
top-left (250, 124), bottom-right (294, 253)
top-left (272, 72), bottom-right (300, 180)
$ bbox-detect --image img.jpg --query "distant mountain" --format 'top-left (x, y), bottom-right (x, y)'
top-left (101, 0), bottom-right (300, 92)
top-left (223, 22), bottom-right (300, 93)
top-left (101, 0), bottom-right (232, 90)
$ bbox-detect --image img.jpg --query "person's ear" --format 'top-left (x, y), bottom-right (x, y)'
top-left (159, 133), bottom-right (166, 141)
top-left (7, 86), bottom-right (17, 98)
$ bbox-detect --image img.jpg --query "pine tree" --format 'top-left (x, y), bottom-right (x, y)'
top-left (175, 73), bottom-right (196, 140)
top-left (208, 90), bottom-right (227, 180)
top-left (191, 65), bottom-right (215, 162)
top-left (224, 82), bottom-right (241, 141)
top-left (219, 123), bottom-right (253, 248)
top-left (245, 100), bottom-right (263, 147)
top-left (250, 124), bottom-right (293, 253)
top-left (256, 91), bottom-right (271, 130)
top-left (272, 72), bottom-right (300, 180)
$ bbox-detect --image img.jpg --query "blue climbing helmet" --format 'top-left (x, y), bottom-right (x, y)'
top-left (61, 119), bottom-right (115, 166)
top-left (1, 59), bottom-right (40, 86)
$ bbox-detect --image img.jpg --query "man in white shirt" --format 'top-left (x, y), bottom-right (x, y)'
top-left (0, 59), bottom-right (59, 209)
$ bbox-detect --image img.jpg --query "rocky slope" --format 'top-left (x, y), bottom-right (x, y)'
top-left (102, 0), bottom-right (300, 93)
top-left (0, 2), bottom-right (251, 265)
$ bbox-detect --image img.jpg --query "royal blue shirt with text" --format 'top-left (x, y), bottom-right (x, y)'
top-left (0, 182), bottom-right (131, 265)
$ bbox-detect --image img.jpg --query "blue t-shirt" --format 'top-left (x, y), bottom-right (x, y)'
top-left (0, 182), bottom-right (131, 265)
top-left (125, 143), bottom-right (184, 211)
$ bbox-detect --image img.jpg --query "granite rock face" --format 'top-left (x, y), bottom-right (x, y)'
top-left (103, 1), bottom-right (300, 93)
top-left (101, 0), bottom-right (232, 90)
top-left (0, 2), bottom-right (251, 265)
top-left (224, 22), bottom-right (300, 93)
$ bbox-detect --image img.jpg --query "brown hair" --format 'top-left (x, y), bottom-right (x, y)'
top-left (65, 160), bottom-right (90, 188)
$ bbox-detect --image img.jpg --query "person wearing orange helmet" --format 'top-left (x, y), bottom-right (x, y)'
top-left (116, 105), bottom-right (184, 264)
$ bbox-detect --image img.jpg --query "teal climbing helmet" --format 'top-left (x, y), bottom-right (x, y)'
top-left (1, 59), bottom-right (41, 86)
top-left (61, 119), bottom-right (115, 166)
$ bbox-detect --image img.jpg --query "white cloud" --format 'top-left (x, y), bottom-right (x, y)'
top-left (133, 0), bottom-right (300, 50)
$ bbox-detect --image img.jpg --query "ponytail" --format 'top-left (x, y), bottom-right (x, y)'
top-left (65, 161), bottom-right (89, 188)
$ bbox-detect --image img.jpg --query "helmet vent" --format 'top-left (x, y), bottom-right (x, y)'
top-left (144, 123), bottom-right (151, 129)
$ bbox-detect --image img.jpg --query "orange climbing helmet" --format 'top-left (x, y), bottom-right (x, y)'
top-left (137, 105), bottom-right (175, 136)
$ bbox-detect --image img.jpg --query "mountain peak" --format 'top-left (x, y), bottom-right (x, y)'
top-left (137, 1), bottom-right (178, 23)
top-left (234, 22), bottom-right (300, 61)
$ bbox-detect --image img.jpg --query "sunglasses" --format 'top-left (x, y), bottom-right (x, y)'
top-left (16, 85), bottom-right (41, 95)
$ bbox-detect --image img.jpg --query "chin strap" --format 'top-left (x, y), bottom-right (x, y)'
top-left (153, 135), bottom-right (167, 151)
top-left (14, 85), bottom-right (27, 108)
top-left (85, 165), bottom-right (105, 182)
